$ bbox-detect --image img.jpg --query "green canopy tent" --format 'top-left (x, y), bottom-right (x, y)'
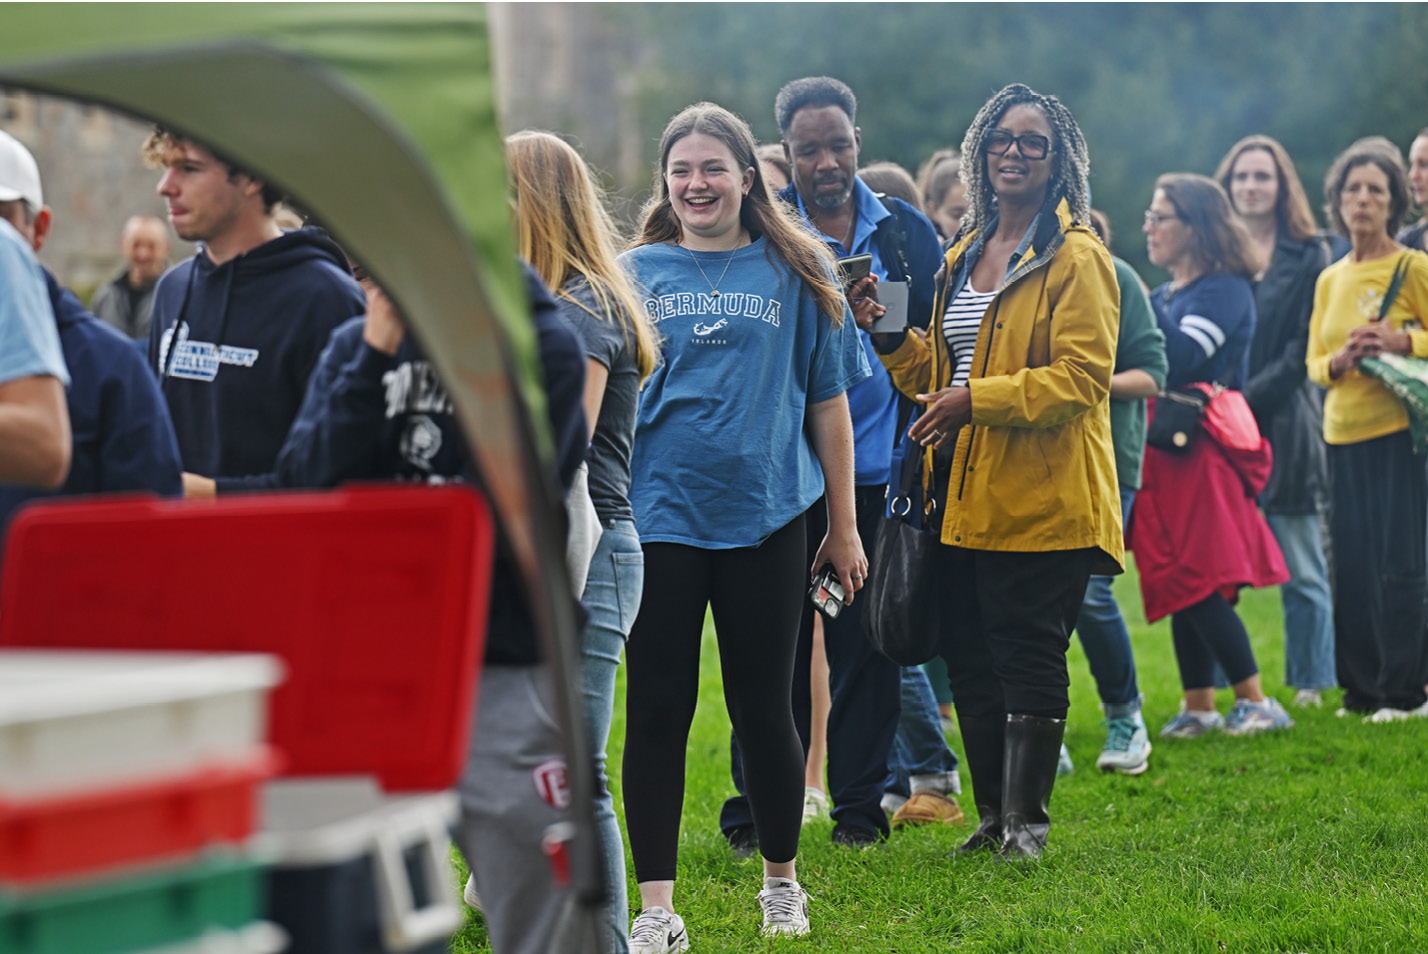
top-left (0, 4), bottom-right (604, 947)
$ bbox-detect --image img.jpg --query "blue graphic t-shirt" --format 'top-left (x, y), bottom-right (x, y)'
top-left (620, 237), bottom-right (870, 548)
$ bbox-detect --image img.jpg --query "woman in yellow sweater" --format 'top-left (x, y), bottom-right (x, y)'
top-left (1306, 136), bottom-right (1428, 722)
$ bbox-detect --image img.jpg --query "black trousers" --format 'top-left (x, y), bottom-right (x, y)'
top-left (934, 546), bottom-right (1095, 720)
top-left (720, 487), bottom-right (902, 837)
top-left (622, 515), bottom-right (807, 882)
top-left (1329, 431), bottom-right (1428, 712)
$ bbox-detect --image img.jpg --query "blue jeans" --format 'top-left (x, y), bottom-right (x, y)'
top-left (885, 665), bottom-right (958, 798)
top-left (1073, 486), bottom-right (1141, 713)
top-left (1265, 512), bottom-right (1337, 690)
top-left (579, 518), bottom-right (643, 953)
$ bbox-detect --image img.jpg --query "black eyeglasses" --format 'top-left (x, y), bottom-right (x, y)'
top-left (984, 130), bottom-right (1052, 160)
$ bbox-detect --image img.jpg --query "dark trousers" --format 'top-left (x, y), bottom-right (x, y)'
top-left (1329, 431), bottom-right (1428, 712)
top-left (1171, 592), bottom-right (1260, 690)
top-left (936, 546), bottom-right (1095, 720)
top-left (623, 516), bottom-right (807, 882)
top-left (720, 487), bottom-right (902, 837)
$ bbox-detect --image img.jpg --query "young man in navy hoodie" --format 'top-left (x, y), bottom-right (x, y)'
top-left (0, 131), bottom-right (181, 538)
top-left (142, 129), bottom-right (364, 496)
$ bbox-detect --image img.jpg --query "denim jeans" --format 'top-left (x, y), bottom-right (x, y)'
top-left (1265, 512), bottom-right (1337, 690)
top-left (885, 665), bottom-right (959, 798)
top-left (579, 518), bottom-right (643, 953)
top-left (1073, 486), bottom-right (1141, 712)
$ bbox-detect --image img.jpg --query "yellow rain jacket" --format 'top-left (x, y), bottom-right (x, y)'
top-left (880, 198), bottom-right (1124, 574)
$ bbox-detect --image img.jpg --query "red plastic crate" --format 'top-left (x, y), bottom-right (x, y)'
top-left (0, 487), bottom-right (493, 792)
top-left (0, 749), bottom-right (279, 886)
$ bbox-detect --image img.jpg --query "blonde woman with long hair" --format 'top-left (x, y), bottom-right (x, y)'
top-left (505, 130), bottom-right (657, 954)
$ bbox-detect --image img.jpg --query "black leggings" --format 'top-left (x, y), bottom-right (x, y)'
top-left (1170, 592), bottom-right (1259, 691)
top-left (622, 515), bottom-right (807, 883)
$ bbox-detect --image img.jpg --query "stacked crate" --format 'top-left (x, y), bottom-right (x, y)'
top-left (0, 487), bottom-right (496, 954)
top-left (0, 651), bottom-right (285, 954)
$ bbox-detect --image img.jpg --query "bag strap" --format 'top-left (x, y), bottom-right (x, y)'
top-left (1377, 253), bottom-right (1411, 322)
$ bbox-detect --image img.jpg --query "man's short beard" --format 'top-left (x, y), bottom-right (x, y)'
top-left (811, 187), bottom-right (852, 211)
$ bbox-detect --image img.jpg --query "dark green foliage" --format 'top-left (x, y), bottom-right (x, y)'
top-left (606, 3), bottom-right (1428, 279)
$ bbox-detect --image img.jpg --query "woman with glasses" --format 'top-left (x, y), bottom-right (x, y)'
top-left (862, 84), bottom-right (1122, 859)
top-left (1307, 138), bottom-right (1428, 721)
top-left (1133, 173), bottom-right (1293, 739)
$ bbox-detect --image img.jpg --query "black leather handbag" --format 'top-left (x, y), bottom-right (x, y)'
top-left (861, 424), bottom-right (943, 666)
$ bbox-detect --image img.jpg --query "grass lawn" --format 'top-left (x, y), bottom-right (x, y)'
top-left (451, 557), bottom-right (1428, 952)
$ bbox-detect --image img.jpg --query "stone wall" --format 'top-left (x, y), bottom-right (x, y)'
top-left (1, 6), bottom-right (639, 292)
top-left (1, 89), bottom-right (194, 300)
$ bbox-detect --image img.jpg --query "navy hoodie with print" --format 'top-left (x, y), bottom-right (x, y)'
top-left (148, 227), bottom-right (365, 493)
top-left (0, 270), bottom-right (182, 535)
top-left (273, 263), bottom-right (587, 664)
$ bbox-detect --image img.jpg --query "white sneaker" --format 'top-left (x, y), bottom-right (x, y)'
top-left (462, 874), bottom-right (482, 912)
top-left (1363, 703), bottom-right (1428, 723)
top-left (629, 906), bottom-right (690, 954)
top-left (1096, 712), bottom-right (1152, 775)
top-left (1292, 689), bottom-right (1323, 708)
top-left (802, 786), bottom-right (830, 824)
top-left (758, 877), bottom-right (810, 938)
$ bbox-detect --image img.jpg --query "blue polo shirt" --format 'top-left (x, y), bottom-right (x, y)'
top-left (794, 179), bottom-right (899, 486)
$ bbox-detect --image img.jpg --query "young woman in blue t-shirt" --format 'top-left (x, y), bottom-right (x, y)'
top-left (618, 102), bottom-right (869, 951)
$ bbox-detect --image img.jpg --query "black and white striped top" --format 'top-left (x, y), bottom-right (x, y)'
top-left (941, 282), bottom-right (997, 386)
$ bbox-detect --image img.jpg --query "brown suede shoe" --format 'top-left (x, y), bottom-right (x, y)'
top-left (891, 792), bottom-right (966, 829)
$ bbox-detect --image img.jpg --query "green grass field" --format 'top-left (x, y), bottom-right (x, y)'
top-left (452, 558), bottom-right (1428, 953)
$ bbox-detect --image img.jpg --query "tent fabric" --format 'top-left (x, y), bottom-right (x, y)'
top-left (0, 6), bottom-right (601, 940)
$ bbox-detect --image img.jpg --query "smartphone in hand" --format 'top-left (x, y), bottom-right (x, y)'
top-left (837, 254), bottom-right (873, 296)
top-left (809, 564), bottom-right (846, 618)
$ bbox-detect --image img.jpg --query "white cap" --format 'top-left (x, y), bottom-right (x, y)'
top-left (0, 130), bottom-right (43, 210)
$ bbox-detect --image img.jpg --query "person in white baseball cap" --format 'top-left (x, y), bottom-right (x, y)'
top-left (0, 128), bottom-right (70, 490)
top-left (0, 128), bottom-right (43, 213)
top-left (0, 128), bottom-right (181, 534)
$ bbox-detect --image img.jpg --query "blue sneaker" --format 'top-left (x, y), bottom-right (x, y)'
top-left (1057, 742), bottom-right (1074, 775)
top-left (1159, 708), bottom-right (1223, 739)
top-left (1096, 712), bottom-right (1151, 775)
top-left (1223, 698), bottom-right (1295, 736)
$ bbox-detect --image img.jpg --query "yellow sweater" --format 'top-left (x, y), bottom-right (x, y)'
top-left (1307, 249), bottom-right (1428, 445)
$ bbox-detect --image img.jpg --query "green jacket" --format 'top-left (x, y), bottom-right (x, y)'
top-left (1108, 257), bottom-right (1167, 490)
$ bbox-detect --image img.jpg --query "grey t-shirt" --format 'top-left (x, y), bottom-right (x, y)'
top-left (557, 277), bottom-right (640, 522)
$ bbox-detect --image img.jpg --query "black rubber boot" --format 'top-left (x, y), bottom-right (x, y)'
top-left (999, 714), bottom-right (1066, 859)
top-left (953, 713), bottom-right (1005, 855)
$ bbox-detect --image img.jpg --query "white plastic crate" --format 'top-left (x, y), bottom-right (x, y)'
top-left (254, 778), bottom-right (461, 954)
top-left (131, 922), bottom-right (288, 954)
top-left (0, 650), bottom-right (283, 798)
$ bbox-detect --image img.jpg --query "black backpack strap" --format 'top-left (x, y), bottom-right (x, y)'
top-left (875, 194), bottom-right (913, 283)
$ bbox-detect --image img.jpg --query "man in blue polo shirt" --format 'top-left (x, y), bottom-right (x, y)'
top-left (719, 76), bottom-right (951, 849)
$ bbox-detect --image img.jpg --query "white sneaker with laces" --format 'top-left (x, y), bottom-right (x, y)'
top-left (1292, 688), bottom-right (1323, 708)
top-left (629, 906), bottom-right (690, 954)
top-left (462, 874), bottom-right (482, 912)
top-left (802, 786), bottom-right (830, 824)
top-left (1096, 712), bottom-right (1152, 775)
top-left (758, 877), bottom-right (810, 938)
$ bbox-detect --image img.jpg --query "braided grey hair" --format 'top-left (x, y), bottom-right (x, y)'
top-left (957, 84), bottom-right (1091, 239)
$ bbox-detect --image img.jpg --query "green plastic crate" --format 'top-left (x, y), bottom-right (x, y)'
top-left (0, 854), bottom-right (263, 954)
